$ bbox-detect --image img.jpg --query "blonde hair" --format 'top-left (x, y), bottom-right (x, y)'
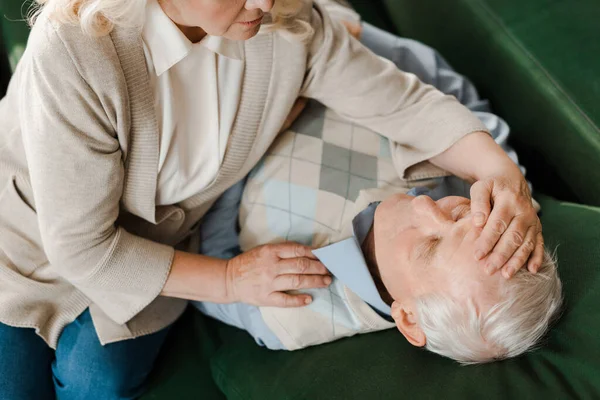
top-left (416, 250), bottom-right (563, 365)
top-left (30, 0), bottom-right (146, 36)
top-left (261, 0), bottom-right (314, 42)
top-left (30, 0), bottom-right (313, 39)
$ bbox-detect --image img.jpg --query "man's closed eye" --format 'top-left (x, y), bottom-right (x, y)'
top-left (416, 236), bottom-right (442, 264)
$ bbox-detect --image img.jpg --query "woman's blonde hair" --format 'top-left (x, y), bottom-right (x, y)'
top-left (30, 0), bottom-right (146, 36)
top-left (30, 0), bottom-right (312, 39)
top-left (263, 0), bottom-right (314, 42)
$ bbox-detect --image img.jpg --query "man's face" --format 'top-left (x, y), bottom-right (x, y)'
top-left (373, 194), bottom-right (505, 344)
top-left (161, 0), bottom-right (274, 41)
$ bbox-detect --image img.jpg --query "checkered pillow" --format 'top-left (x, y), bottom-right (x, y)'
top-left (238, 100), bottom-right (409, 251)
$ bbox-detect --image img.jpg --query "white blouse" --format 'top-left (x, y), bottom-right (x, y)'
top-left (142, 0), bottom-right (245, 206)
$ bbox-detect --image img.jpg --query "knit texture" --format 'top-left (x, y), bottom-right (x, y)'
top-left (0, 2), bottom-right (487, 347)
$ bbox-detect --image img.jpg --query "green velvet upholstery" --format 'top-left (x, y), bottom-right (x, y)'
top-left (2, 1), bottom-right (599, 398)
top-left (141, 309), bottom-right (224, 400)
top-left (380, 0), bottom-right (600, 206)
top-left (0, 32), bottom-right (11, 97)
top-left (341, 0), bottom-right (397, 35)
top-left (0, 0), bottom-right (32, 71)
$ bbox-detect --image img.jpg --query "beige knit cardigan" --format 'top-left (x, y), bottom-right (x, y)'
top-left (0, 2), bottom-right (487, 348)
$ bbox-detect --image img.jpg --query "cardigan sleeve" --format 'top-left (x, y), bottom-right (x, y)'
top-left (301, 2), bottom-right (489, 178)
top-left (18, 21), bottom-right (174, 326)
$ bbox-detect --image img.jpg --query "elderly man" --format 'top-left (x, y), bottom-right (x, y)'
top-left (192, 11), bottom-right (562, 364)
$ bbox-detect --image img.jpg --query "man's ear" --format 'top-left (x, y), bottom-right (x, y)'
top-left (391, 301), bottom-right (426, 347)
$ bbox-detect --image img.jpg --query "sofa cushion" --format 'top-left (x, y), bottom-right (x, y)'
top-left (374, 0), bottom-right (600, 206)
top-left (342, 0), bottom-right (397, 34)
top-left (140, 308), bottom-right (225, 400)
top-left (208, 194), bottom-right (600, 399)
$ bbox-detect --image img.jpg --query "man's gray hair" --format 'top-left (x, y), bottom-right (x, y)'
top-left (415, 250), bottom-right (563, 365)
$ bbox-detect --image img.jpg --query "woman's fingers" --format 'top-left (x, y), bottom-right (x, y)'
top-left (470, 174), bottom-right (543, 276)
top-left (277, 257), bottom-right (329, 276)
top-left (474, 198), bottom-right (513, 261)
top-left (272, 242), bottom-right (318, 260)
top-left (267, 292), bottom-right (314, 308)
top-left (498, 225), bottom-right (537, 278)
top-left (482, 214), bottom-right (531, 275)
top-left (226, 242), bottom-right (331, 307)
top-left (470, 180), bottom-right (493, 229)
top-left (527, 227), bottom-right (545, 273)
top-left (272, 274), bottom-right (332, 292)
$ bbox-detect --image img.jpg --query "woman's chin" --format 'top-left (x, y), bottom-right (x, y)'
top-left (226, 25), bottom-right (261, 41)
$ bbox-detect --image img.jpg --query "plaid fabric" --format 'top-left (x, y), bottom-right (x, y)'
top-left (237, 100), bottom-right (412, 350)
top-left (239, 102), bottom-right (404, 350)
top-left (239, 100), bottom-right (413, 252)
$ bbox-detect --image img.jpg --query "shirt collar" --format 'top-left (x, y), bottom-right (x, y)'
top-left (142, 0), bottom-right (244, 77)
top-left (313, 202), bottom-right (391, 317)
top-left (202, 35), bottom-right (244, 61)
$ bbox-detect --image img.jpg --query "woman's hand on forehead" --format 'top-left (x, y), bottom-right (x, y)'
top-left (470, 175), bottom-right (543, 279)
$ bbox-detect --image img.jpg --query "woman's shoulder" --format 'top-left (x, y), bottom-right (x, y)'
top-left (20, 13), bottom-right (140, 111)
top-left (28, 13), bottom-right (104, 61)
top-left (26, 13), bottom-right (137, 81)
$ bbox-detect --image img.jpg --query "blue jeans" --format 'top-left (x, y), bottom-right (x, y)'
top-left (0, 181), bottom-right (250, 400)
top-left (0, 310), bottom-right (170, 400)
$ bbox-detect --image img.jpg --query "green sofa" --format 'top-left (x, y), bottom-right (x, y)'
top-left (1, 0), bottom-right (599, 399)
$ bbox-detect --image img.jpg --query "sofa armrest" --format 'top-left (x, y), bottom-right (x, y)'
top-left (358, 0), bottom-right (600, 206)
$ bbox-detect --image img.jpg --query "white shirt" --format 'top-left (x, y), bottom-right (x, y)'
top-left (142, 0), bottom-right (245, 206)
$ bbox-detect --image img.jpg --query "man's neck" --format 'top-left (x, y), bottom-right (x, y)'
top-left (361, 225), bottom-right (394, 306)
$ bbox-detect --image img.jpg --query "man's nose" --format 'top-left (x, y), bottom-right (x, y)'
top-left (435, 196), bottom-right (470, 216)
top-left (412, 195), bottom-right (452, 228)
top-left (245, 0), bottom-right (274, 12)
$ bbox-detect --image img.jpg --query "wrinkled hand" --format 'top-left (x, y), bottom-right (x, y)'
top-left (225, 242), bottom-right (332, 307)
top-left (471, 175), bottom-right (544, 278)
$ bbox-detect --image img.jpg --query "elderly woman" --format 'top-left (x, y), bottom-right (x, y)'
top-left (0, 0), bottom-right (544, 398)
